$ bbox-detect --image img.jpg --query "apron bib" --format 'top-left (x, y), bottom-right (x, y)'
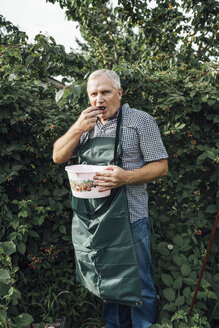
top-left (71, 112), bottom-right (142, 306)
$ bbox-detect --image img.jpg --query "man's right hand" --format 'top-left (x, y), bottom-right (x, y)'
top-left (75, 106), bottom-right (103, 133)
top-left (52, 106), bottom-right (103, 163)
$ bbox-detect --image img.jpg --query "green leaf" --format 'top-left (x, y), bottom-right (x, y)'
top-left (159, 215), bottom-right (170, 223)
top-left (11, 219), bottom-right (19, 229)
top-left (59, 225), bottom-right (66, 234)
top-left (25, 55), bottom-right (35, 66)
top-left (0, 174), bottom-right (7, 184)
top-left (73, 84), bottom-right (83, 97)
top-left (163, 303), bottom-right (177, 311)
top-left (0, 282), bottom-right (9, 296)
top-left (28, 230), bottom-right (40, 238)
top-left (175, 295), bottom-right (185, 306)
top-left (213, 273), bottom-right (219, 284)
top-left (0, 310), bottom-right (7, 323)
top-left (196, 291), bottom-right (208, 300)
top-left (161, 274), bottom-right (174, 287)
top-left (14, 313), bottom-right (33, 327)
top-left (8, 232), bottom-right (17, 241)
top-left (173, 235), bottom-right (184, 247)
top-left (173, 277), bottom-right (182, 289)
top-left (205, 204), bottom-right (217, 214)
top-left (213, 115), bottom-right (219, 123)
top-left (0, 241), bottom-right (16, 255)
top-left (175, 123), bottom-right (186, 130)
top-left (17, 241), bottom-right (26, 255)
top-left (18, 210), bottom-right (28, 218)
top-left (11, 164), bottom-right (23, 171)
top-left (183, 277), bottom-right (196, 286)
top-left (163, 288), bottom-right (176, 302)
top-left (183, 286), bottom-right (191, 298)
top-left (181, 263), bottom-right (191, 277)
top-left (180, 245), bottom-right (192, 252)
top-left (54, 187), bottom-right (69, 197)
top-left (55, 89), bottom-right (65, 103)
top-left (157, 242), bottom-right (169, 256)
top-left (49, 197), bottom-right (56, 210)
top-left (172, 255), bottom-right (183, 266)
top-left (0, 269), bottom-right (10, 284)
top-left (43, 188), bottom-right (50, 196)
top-left (171, 310), bottom-right (188, 322)
top-left (38, 216), bottom-right (45, 226)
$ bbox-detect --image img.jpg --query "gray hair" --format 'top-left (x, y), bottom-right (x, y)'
top-left (87, 69), bottom-right (121, 90)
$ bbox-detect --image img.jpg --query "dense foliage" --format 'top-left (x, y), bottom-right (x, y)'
top-left (0, 0), bottom-right (218, 326)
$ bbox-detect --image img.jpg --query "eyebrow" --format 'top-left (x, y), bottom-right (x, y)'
top-left (90, 89), bottom-right (111, 94)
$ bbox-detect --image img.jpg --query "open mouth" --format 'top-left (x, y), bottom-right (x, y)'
top-left (97, 106), bottom-right (106, 112)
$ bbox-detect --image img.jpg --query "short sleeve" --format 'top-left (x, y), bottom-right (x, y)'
top-left (139, 115), bottom-right (168, 163)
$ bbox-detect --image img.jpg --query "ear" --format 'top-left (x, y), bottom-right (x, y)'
top-left (118, 88), bottom-right (123, 100)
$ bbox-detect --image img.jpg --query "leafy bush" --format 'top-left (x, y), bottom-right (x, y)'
top-left (1, 5), bottom-right (218, 327)
top-left (0, 241), bottom-right (33, 327)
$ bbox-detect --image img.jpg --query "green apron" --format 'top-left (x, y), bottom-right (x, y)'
top-left (71, 111), bottom-right (142, 306)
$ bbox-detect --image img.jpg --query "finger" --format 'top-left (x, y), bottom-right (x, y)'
top-left (89, 116), bottom-right (98, 123)
top-left (94, 180), bottom-right (111, 190)
top-left (82, 110), bottom-right (99, 125)
top-left (94, 171), bottom-right (111, 179)
top-left (98, 187), bottom-right (112, 192)
top-left (85, 107), bottom-right (103, 116)
top-left (97, 166), bottom-right (118, 175)
top-left (94, 177), bottom-right (112, 185)
top-left (84, 106), bottom-right (97, 112)
top-left (97, 183), bottom-right (113, 191)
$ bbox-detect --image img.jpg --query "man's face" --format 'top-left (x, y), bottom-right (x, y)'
top-left (87, 74), bottom-right (122, 124)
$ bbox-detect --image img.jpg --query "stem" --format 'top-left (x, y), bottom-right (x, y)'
top-left (188, 209), bottom-right (219, 316)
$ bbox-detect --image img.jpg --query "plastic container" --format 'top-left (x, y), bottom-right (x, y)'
top-left (65, 164), bottom-right (111, 199)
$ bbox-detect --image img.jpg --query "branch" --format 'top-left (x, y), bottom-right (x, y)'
top-left (46, 77), bottom-right (66, 89)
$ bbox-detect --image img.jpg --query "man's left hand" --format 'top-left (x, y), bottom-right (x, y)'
top-left (93, 165), bottom-right (128, 191)
top-left (93, 159), bottom-right (168, 192)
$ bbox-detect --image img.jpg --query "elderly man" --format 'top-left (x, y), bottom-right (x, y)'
top-left (53, 69), bottom-right (168, 328)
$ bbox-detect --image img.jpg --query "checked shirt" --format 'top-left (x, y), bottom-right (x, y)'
top-left (75, 103), bottom-right (168, 223)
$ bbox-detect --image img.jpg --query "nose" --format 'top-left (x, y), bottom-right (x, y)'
top-left (96, 92), bottom-right (104, 104)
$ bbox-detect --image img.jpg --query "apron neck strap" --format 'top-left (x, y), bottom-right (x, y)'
top-left (113, 107), bottom-right (122, 165)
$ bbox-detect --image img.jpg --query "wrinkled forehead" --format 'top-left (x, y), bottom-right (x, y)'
top-left (87, 73), bottom-right (115, 92)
